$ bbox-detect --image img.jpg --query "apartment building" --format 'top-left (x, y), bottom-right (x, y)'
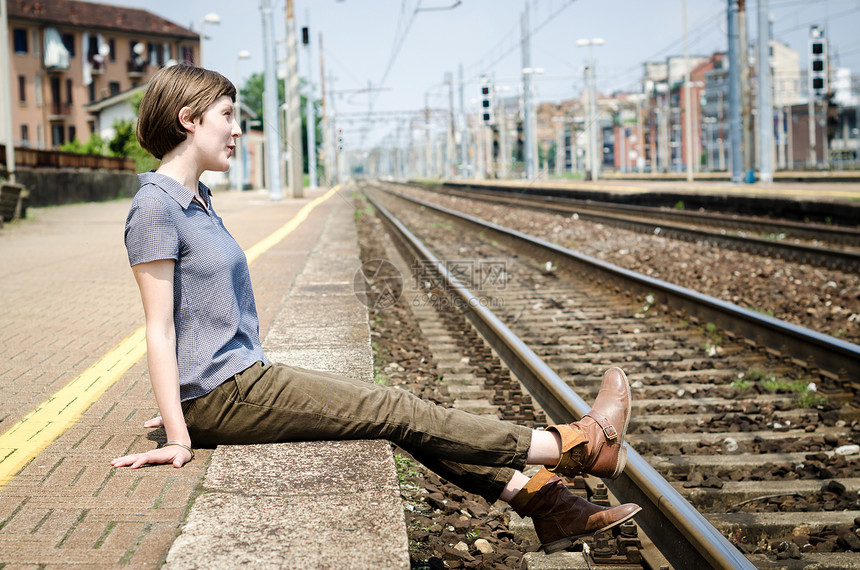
top-left (7, 0), bottom-right (198, 149)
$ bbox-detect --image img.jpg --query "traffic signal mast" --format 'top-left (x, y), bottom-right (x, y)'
top-left (481, 77), bottom-right (494, 124)
top-left (808, 25), bottom-right (828, 167)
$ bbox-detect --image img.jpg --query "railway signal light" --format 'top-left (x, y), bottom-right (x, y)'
top-left (809, 26), bottom-right (828, 99)
top-left (480, 78), bottom-right (494, 124)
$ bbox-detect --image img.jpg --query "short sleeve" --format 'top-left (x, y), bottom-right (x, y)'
top-left (124, 196), bottom-right (180, 266)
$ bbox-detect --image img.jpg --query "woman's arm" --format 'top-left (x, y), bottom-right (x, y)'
top-left (111, 259), bottom-right (193, 469)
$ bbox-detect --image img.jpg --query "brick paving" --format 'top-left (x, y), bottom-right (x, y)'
top-left (0, 186), bottom-right (344, 567)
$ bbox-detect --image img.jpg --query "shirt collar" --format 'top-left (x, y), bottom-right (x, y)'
top-left (137, 171), bottom-right (212, 210)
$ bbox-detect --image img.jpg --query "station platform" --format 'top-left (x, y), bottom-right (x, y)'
top-left (436, 177), bottom-right (860, 225)
top-left (0, 184), bottom-right (409, 568)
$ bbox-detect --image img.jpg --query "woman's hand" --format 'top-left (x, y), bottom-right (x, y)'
top-left (111, 444), bottom-right (192, 469)
top-left (144, 416), bottom-right (164, 428)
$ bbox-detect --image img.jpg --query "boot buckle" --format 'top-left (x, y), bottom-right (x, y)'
top-left (603, 425), bottom-right (618, 441)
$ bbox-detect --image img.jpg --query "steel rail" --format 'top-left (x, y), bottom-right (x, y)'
top-left (364, 189), bottom-right (758, 570)
top-left (377, 185), bottom-right (860, 385)
top-left (436, 182), bottom-right (860, 245)
top-left (420, 183), bottom-right (860, 271)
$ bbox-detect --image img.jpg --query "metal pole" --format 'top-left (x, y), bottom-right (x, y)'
top-left (319, 33), bottom-right (329, 186)
top-left (328, 74), bottom-right (339, 185)
top-left (499, 95), bottom-right (509, 179)
top-left (757, 0), bottom-right (773, 183)
top-left (727, 0), bottom-right (743, 183)
top-left (682, 0), bottom-right (694, 181)
top-left (259, 0), bottom-right (282, 200)
top-left (589, 45), bottom-right (600, 180)
top-left (458, 63), bottom-right (467, 178)
top-left (738, 0), bottom-right (754, 180)
top-left (234, 52), bottom-right (249, 191)
top-left (304, 18), bottom-right (317, 189)
top-left (424, 92), bottom-right (431, 178)
top-left (521, 5), bottom-right (535, 180)
top-left (285, 0), bottom-right (303, 197)
top-left (0, 0), bottom-right (15, 183)
top-left (446, 72), bottom-right (454, 179)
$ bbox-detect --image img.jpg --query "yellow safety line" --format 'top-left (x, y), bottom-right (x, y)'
top-left (244, 185), bottom-right (341, 264)
top-left (0, 185), bottom-right (341, 487)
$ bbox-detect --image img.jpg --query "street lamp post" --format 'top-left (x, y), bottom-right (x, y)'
top-left (199, 12), bottom-right (220, 68)
top-left (0, 0), bottom-right (16, 183)
top-left (234, 50), bottom-right (251, 191)
top-left (577, 38), bottom-right (604, 181)
top-left (522, 67), bottom-right (543, 180)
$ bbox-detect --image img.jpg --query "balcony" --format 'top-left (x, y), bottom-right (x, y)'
top-left (89, 55), bottom-right (107, 75)
top-left (48, 101), bottom-right (71, 121)
top-left (127, 58), bottom-right (148, 78)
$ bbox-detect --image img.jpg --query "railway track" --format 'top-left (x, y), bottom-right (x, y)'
top-left (357, 181), bottom-right (860, 569)
top-left (412, 182), bottom-right (860, 272)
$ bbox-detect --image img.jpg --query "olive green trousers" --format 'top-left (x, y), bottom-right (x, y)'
top-left (182, 361), bottom-right (533, 502)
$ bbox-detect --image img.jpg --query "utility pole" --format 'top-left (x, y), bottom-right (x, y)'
top-left (757, 0), bottom-right (773, 183)
top-left (328, 74), bottom-right (340, 185)
top-left (555, 125), bottom-right (564, 175)
top-left (446, 71), bottom-right (455, 178)
top-left (319, 33), bottom-right (329, 186)
top-left (458, 63), bottom-right (468, 178)
top-left (302, 20), bottom-right (317, 189)
top-left (521, 5), bottom-right (535, 180)
top-left (284, 0), bottom-right (303, 197)
top-left (0, 0), bottom-right (15, 183)
top-left (499, 95), bottom-right (509, 178)
top-left (260, 0), bottom-right (282, 200)
top-left (682, 0), bottom-right (694, 181)
top-left (578, 38), bottom-right (603, 180)
top-left (738, 0), bottom-right (754, 181)
top-left (727, 0), bottom-right (743, 183)
top-left (424, 92), bottom-right (431, 178)
top-left (637, 96), bottom-right (644, 172)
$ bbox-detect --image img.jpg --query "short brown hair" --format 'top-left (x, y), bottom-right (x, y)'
top-left (137, 64), bottom-right (236, 160)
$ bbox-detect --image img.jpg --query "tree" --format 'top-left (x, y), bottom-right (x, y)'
top-left (240, 72), bottom-right (323, 177)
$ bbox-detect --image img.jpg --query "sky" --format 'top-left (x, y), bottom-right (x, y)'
top-left (94, 0), bottom-right (860, 150)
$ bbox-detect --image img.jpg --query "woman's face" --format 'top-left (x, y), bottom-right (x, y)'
top-left (193, 95), bottom-right (241, 172)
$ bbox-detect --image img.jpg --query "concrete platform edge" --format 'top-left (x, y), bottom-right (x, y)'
top-left (164, 190), bottom-right (410, 569)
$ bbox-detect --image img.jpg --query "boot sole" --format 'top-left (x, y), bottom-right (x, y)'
top-left (540, 505), bottom-right (642, 555)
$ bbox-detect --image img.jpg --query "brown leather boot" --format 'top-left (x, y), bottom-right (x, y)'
top-left (547, 367), bottom-right (631, 479)
top-left (510, 468), bottom-right (641, 554)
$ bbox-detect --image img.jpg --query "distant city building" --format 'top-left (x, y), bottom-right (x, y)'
top-left (7, 0), bottom-right (199, 149)
top-left (642, 54), bottom-right (712, 173)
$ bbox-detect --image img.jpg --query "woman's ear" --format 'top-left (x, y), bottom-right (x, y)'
top-left (177, 106), bottom-right (196, 133)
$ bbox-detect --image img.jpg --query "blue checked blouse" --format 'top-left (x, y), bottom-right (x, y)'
top-left (124, 172), bottom-right (268, 401)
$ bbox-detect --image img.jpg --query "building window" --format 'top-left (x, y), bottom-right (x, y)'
top-left (87, 35), bottom-right (98, 61)
top-left (32, 29), bottom-right (39, 56)
top-left (68, 125), bottom-right (76, 142)
top-left (50, 76), bottom-right (61, 113)
top-left (51, 124), bottom-right (65, 146)
top-left (109, 81), bottom-right (120, 96)
top-left (62, 33), bottom-right (75, 57)
top-left (18, 75), bottom-right (26, 103)
top-left (13, 28), bottom-right (28, 53)
top-left (35, 74), bottom-right (42, 107)
top-left (181, 45), bottom-right (194, 65)
top-left (147, 42), bottom-right (161, 65)
top-left (21, 124), bottom-right (29, 145)
top-left (66, 78), bottom-right (73, 105)
top-left (108, 38), bottom-right (116, 61)
top-left (89, 82), bottom-right (96, 102)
